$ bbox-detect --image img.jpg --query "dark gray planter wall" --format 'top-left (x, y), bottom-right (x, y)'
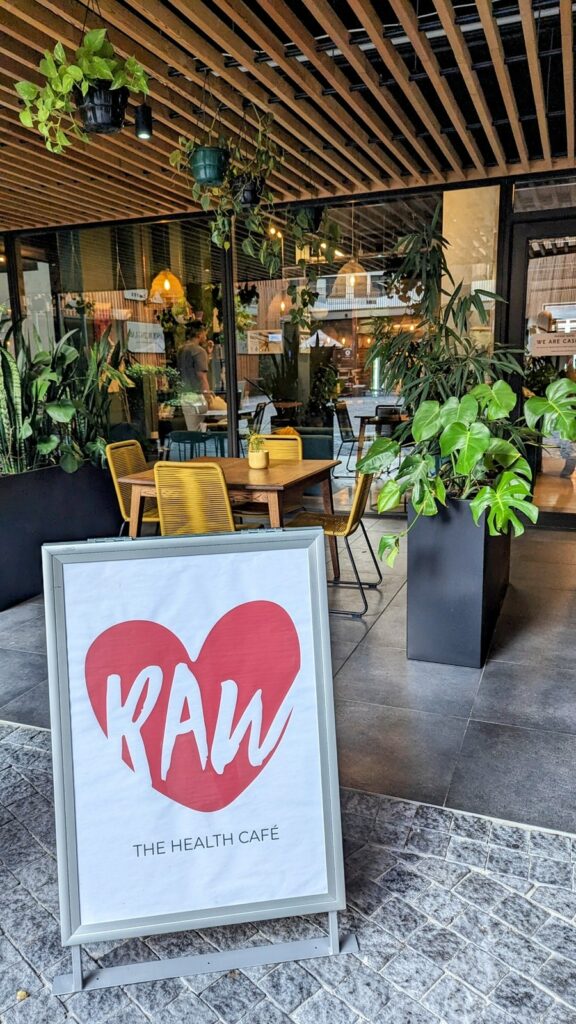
top-left (0, 464), bottom-right (120, 611)
top-left (407, 499), bottom-right (511, 668)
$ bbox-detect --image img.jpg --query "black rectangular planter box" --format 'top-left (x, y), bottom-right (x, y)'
top-left (0, 463), bottom-right (120, 612)
top-left (407, 499), bottom-right (511, 668)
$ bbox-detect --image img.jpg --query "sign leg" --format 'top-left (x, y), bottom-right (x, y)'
top-left (328, 911), bottom-right (340, 955)
top-left (71, 945), bottom-right (84, 991)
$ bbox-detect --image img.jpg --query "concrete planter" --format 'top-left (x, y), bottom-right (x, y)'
top-left (0, 463), bottom-right (120, 611)
top-left (407, 498), bottom-right (511, 668)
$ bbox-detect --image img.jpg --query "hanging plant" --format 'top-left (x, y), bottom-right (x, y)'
top-left (170, 106), bottom-right (283, 275)
top-left (286, 207), bottom-right (340, 329)
top-left (15, 28), bottom-right (149, 154)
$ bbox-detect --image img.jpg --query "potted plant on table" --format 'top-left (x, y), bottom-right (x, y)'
top-left (15, 29), bottom-right (149, 153)
top-left (247, 432), bottom-right (269, 470)
top-left (358, 205), bottom-right (576, 667)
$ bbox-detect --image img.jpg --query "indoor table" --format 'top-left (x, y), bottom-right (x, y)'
top-left (354, 412), bottom-right (406, 466)
top-left (119, 457), bottom-right (341, 575)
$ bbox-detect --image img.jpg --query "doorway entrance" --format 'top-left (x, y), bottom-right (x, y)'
top-left (508, 217), bottom-right (576, 525)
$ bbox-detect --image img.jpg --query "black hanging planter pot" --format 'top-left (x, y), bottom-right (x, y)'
top-left (299, 205), bottom-right (324, 233)
top-left (190, 146), bottom-right (229, 185)
top-left (235, 175), bottom-right (264, 207)
top-left (74, 83), bottom-right (129, 134)
top-left (406, 498), bottom-right (511, 668)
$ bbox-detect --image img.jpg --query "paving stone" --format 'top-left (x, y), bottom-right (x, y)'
top-left (378, 863), bottom-right (432, 898)
top-left (341, 810), bottom-right (375, 841)
top-left (370, 821), bottom-right (410, 850)
top-left (530, 859), bottom-right (574, 888)
top-left (496, 894), bottom-right (550, 936)
top-left (409, 923), bottom-right (466, 966)
top-left (346, 876), bottom-right (388, 916)
top-left (491, 972), bottom-right (554, 1023)
top-left (19, 919), bottom-right (67, 972)
top-left (340, 790), bottom-right (382, 821)
top-left (490, 827), bottom-right (530, 853)
top-left (423, 974), bottom-right (487, 1023)
top-left (471, 1005), bottom-right (515, 1024)
top-left (371, 897), bottom-right (428, 940)
top-left (448, 944), bottom-right (510, 995)
top-left (529, 833), bottom-right (572, 864)
top-left (452, 907), bottom-right (508, 947)
top-left (0, 987), bottom-right (67, 1023)
top-left (128, 978), bottom-right (187, 1016)
top-left (292, 987), bottom-right (358, 1024)
top-left (530, 887), bottom-right (576, 920)
top-left (67, 987), bottom-right (134, 1024)
top-left (490, 928), bottom-right (550, 975)
top-left (0, 939), bottom-right (20, 971)
top-left (410, 856), bottom-right (469, 888)
top-left (376, 992), bottom-right (440, 1022)
top-left (200, 971), bottom-right (264, 1024)
top-left (374, 798), bottom-right (417, 828)
top-left (257, 962), bottom-right (319, 1013)
top-left (537, 954), bottom-right (576, 1005)
top-left (454, 873), bottom-right (510, 909)
top-left (11, 856), bottom-right (57, 894)
top-left (406, 828), bottom-right (451, 858)
top-left (345, 844), bottom-right (398, 882)
top-left (485, 873), bottom-right (533, 897)
top-left (487, 848), bottom-right (531, 881)
top-left (337, 961), bottom-right (392, 1017)
top-left (381, 947), bottom-right (443, 998)
top-left (104, 1006), bottom-right (150, 1024)
top-left (336, 909), bottom-right (400, 970)
top-left (542, 1005), bottom-right (576, 1023)
top-left (301, 953), bottom-right (358, 990)
top-left (238, 999), bottom-right (292, 1024)
top-left (413, 806), bottom-right (454, 833)
top-left (447, 837), bottom-right (489, 868)
top-left (159, 988), bottom-right (218, 1022)
top-left (407, 883), bottom-right (468, 926)
top-left (451, 815), bottom-right (492, 842)
top-left (535, 920), bottom-right (576, 962)
top-left (0, 961), bottom-right (42, 1014)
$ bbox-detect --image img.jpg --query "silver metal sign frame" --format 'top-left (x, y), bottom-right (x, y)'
top-left (42, 529), bottom-right (353, 994)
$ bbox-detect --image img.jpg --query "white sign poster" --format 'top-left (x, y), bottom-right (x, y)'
top-left (529, 332), bottom-right (576, 356)
top-left (124, 289), bottom-right (149, 301)
top-left (127, 321), bottom-right (165, 353)
top-left (43, 531), bottom-right (344, 945)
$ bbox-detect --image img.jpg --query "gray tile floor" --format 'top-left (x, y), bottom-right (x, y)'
top-left (3, 725), bottom-right (576, 1022)
top-left (1, 522), bottom-right (576, 831)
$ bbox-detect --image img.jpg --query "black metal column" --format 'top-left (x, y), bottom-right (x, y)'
top-left (4, 234), bottom-right (25, 338)
top-left (221, 222), bottom-right (239, 457)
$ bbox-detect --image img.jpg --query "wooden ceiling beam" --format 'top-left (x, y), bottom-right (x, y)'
top-left (6, 0), bottom-right (321, 195)
top-left (432, 0), bottom-right (507, 171)
top-left (560, 0), bottom-right (575, 161)
top-left (0, 178), bottom-right (100, 223)
top-left (223, 0), bottom-right (429, 182)
top-left (387, 0), bottom-right (485, 173)
top-left (142, 0), bottom-right (385, 189)
top-left (300, 0), bottom-right (437, 181)
top-left (346, 0), bottom-right (461, 174)
top-left (475, 0), bottom-right (530, 170)
top-left (518, 0), bottom-right (552, 163)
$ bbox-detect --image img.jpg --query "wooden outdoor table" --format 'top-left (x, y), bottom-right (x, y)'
top-left (119, 457), bottom-right (341, 576)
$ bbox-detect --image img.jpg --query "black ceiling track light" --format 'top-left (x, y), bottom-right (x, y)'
top-left (135, 102), bottom-right (153, 140)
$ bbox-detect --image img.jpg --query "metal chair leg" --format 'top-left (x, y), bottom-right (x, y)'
top-left (359, 519), bottom-right (383, 586)
top-left (327, 536), bottom-right (369, 618)
top-left (119, 520), bottom-right (127, 537)
top-left (333, 441), bottom-right (357, 479)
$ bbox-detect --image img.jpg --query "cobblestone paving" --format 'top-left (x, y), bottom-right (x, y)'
top-left (2, 724), bottom-right (576, 1023)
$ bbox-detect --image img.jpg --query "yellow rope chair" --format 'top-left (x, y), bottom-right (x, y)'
top-left (154, 462), bottom-right (238, 536)
top-left (287, 472), bottom-right (382, 617)
top-left (260, 434), bottom-right (303, 462)
top-left (106, 440), bottom-right (160, 535)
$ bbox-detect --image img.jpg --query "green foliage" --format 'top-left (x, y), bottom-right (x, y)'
top-left (525, 377), bottom-right (576, 441)
top-left (287, 213), bottom-right (340, 330)
top-left (15, 29), bottom-right (148, 154)
top-left (0, 326), bottom-right (132, 475)
top-left (358, 381), bottom-right (540, 567)
top-left (247, 431), bottom-right (265, 452)
top-left (367, 203), bottom-right (522, 414)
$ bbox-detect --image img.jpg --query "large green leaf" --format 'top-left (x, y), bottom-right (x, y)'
top-left (46, 399), bottom-right (76, 424)
top-left (412, 400), bottom-right (441, 442)
top-left (378, 533), bottom-right (401, 568)
top-left (377, 480), bottom-right (403, 513)
top-left (357, 437), bottom-right (400, 474)
top-left (439, 396), bottom-right (460, 427)
top-left (470, 472), bottom-right (538, 537)
top-left (457, 394), bottom-right (478, 425)
top-left (525, 378), bottom-right (576, 440)
top-left (82, 28), bottom-right (107, 53)
top-left (439, 420), bottom-right (490, 474)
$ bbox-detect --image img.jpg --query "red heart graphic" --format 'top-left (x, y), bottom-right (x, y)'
top-left (84, 601), bottom-right (301, 811)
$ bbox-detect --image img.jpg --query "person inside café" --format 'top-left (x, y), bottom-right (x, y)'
top-left (178, 320), bottom-right (211, 429)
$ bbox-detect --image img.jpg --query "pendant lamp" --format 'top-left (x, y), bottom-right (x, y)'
top-left (149, 268), bottom-right (184, 304)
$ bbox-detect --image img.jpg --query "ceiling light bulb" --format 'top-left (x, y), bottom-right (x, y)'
top-left (320, 242), bottom-right (327, 250)
top-left (269, 226), bottom-right (276, 236)
top-left (341, 336), bottom-right (346, 344)
top-left (135, 103), bottom-right (153, 140)
top-left (350, 274), bottom-right (356, 287)
top-left (276, 231), bottom-right (282, 240)
top-left (280, 300), bottom-right (286, 313)
top-left (163, 277), bottom-right (171, 291)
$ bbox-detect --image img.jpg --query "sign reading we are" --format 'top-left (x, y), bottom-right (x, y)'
top-left (43, 531), bottom-right (344, 947)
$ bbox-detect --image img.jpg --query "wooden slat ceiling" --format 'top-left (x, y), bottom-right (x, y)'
top-left (0, 0), bottom-right (574, 233)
